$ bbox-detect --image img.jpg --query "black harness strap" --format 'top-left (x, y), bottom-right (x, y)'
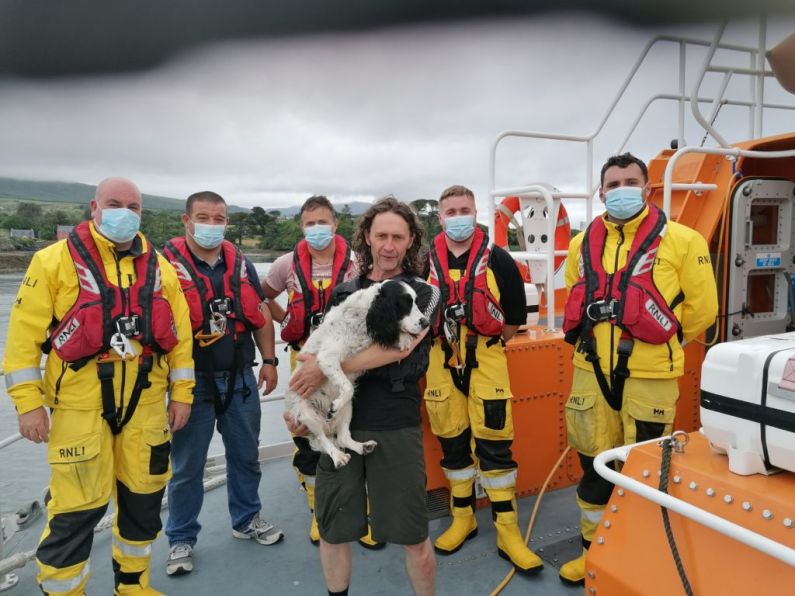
top-left (72, 230), bottom-right (158, 434)
top-left (578, 212), bottom-right (669, 411)
top-left (98, 355), bottom-right (153, 435)
top-left (69, 228), bottom-right (116, 347)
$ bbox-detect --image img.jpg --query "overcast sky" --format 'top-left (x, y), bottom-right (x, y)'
top-left (0, 13), bottom-right (793, 227)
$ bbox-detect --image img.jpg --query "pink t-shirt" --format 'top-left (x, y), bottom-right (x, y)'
top-left (265, 249), bottom-right (359, 296)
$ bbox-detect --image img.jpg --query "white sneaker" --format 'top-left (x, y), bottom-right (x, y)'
top-left (232, 514), bottom-right (284, 545)
top-left (166, 544), bottom-right (193, 576)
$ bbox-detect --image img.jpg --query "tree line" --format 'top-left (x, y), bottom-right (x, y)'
top-left (0, 200), bottom-right (446, 251)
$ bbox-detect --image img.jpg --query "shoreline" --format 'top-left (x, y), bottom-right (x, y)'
top-left (0, 249), bottom-right (287, 273)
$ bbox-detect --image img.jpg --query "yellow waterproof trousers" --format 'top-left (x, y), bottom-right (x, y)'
top-left (37, 401), bottom-right (171, 595)
top-left (564, 367), bottom-right (678, 545)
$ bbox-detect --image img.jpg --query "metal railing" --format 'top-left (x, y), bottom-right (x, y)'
top-left (487, 19), bottom-right (795, 318)
top-left (593, 433), bottom-right (795, 568)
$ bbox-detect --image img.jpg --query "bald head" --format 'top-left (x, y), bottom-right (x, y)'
top-left (90, 177), bottom-right (142, 221)
top-left (94, 177), bottom-right (141, 204)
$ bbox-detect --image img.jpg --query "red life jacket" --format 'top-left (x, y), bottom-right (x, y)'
top-left (562, 204), bottom-right (681, 346)
top-left (50, 221), bottom-right (179, 363)
top-left (163, 237), bottom-right (266, 337)
top-left (281, 235), bottom-right (353, 346)
top-left (428, 227), bottom-right (505, 338)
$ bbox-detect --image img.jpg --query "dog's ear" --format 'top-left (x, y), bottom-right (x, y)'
top-left (366, 283), bottom-right (401, 347)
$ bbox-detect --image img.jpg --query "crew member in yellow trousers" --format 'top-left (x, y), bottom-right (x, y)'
top-left (425, 185), bottom-right (544, 575)
top-left (559, 153), bottom-right (718, 584)
top-left (2, 177), bottom-right (195, 595)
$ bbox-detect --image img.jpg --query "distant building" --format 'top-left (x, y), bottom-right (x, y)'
top-left (56, 225), bottom-right (75, 240)
top-left (9, 228), bottom-right (34, 239)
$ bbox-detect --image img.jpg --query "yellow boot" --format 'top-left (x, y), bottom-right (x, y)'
top-left (483, 476), bottom-right (543, 576)
top-left (358, 499), bottom-right (385, 550)
top-left (493, 507), bottom-right (544, 575)
top-left (434, 471), bottom-right (478, 555)
top-left (559, 548), bottom-right (587, 585)
top-left (304, 476), bottom-right (320, 546)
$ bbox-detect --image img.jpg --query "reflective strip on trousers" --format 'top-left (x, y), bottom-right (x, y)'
top-left (112, 535), bottom-right (152, 558)
top-left (443, 466), bottom-right (477, 482)
top-left (4, 366), bottom-right (42, 389)
top-left (40, 561), bottom-right (90, 594)
top-left (169, 368), bottom-right (195, 382)
top-left (582, 508), bottom-right (604, 524)
top-left (303, 475), bottom-right (316, 487)
top-left (479, 470), bottom-right (517, 489)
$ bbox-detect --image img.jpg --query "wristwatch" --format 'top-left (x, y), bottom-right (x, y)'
top-left (262, 357), bottom-right (279, 367)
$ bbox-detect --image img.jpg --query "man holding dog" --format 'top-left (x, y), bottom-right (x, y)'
top-left (163, 191), bottom-right (283, 577)
top-left (261, 195), bottom-right (362, 546)
top-left (424, 184), bottom-right (544, 575)
top-left (288, 197), bottom-right (439, 596)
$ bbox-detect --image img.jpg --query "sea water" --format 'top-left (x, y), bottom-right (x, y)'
top-left (0, 264), bottom-right (293, 514)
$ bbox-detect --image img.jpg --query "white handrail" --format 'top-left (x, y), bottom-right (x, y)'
top-left (690, 23), bottom-right (730, 148)
top-left (662, 146), bottom-right (795, 216)
top-left (594, 436), bottom-right (795, 568)
top-left (488, 184), bottom-right (557, 331)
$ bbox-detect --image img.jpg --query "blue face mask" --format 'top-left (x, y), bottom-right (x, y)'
top-left (444, 215), bottom-right (476, 242)
top-left (304, 224), bottom-right (333, 250)
top-left (98, 208), bottom-right (140, 243)
top-left (604, 186), bottom-right (645, 220)
top-left (191, 222), bottom-right (226, 249)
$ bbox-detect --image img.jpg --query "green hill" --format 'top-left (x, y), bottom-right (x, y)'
top-left (0, 177), bottom-right (248, 212)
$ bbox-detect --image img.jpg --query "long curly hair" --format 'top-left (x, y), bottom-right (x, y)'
top-left (353, 196), bottom-right (425, 277)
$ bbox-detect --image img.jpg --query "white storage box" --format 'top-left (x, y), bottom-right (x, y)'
top-left (701, 332), bottom-right (795, 475)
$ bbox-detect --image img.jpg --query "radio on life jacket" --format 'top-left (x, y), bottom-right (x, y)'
top-left (445, 303), bottom-right (466, 322)
top-left (586, 299), bottom-right (617, 322)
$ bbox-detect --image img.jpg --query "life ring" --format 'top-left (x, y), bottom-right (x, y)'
top-left (494, 195), bottom-right (571, 282)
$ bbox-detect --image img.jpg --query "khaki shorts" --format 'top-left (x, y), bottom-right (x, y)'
top-left (315, 426), bottom-right (428, 545)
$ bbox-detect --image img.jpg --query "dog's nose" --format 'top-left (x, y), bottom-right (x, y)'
top-left (419, 317), bottom-right (429, 329)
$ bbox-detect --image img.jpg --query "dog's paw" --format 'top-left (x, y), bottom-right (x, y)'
top-left (330, 398), bottom-right (346, 415)
top-left (361, 440), bottom-right (377, 455)
top-left (398, 336), bottom-right (413, 351)
top-left (332, 451), bottom-right (351, 468)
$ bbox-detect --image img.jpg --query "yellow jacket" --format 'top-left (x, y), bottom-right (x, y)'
top-left (565, 206), bottom-right (718, 378)
top-left (3, 223), bottom-right (195, 414)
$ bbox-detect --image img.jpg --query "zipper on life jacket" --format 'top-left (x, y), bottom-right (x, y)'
top-left (607, 225), bottom-right (625, 379)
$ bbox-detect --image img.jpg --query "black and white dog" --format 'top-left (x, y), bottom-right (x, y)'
top-left (284, 279), bottom-right (429, 468)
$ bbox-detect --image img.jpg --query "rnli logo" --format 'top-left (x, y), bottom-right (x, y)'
top-left (645, 299), bottom-right (672, 331)
top-left (426, 388), bottom-right (443, 398)
top-left (74, 262), bottom-right (100, 295)
top-left (58, 446), bottom-right (86, 459)
top-left (52, 319), bottom-right (80, 349)
top-left (488, 302), bottom-right (504, 323)
top-left (568, 395), bottom-right (586, 406)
